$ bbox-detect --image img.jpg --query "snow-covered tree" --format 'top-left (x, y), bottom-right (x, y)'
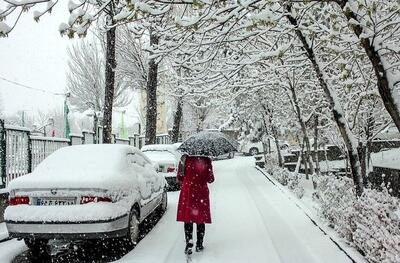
top-left (67, 35), bottom-right (131, 112)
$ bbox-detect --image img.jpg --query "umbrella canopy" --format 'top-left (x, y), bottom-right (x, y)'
top-left (178, 131), bottom-right (238, 156)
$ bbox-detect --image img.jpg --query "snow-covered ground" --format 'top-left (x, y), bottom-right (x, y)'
top-left (0, 157), bottom-right (362, 263)
top-left (117, 157), bottom-right (356, 263)
top-left (0, 239), bottom-right (25, 262)
top-left (0, 222), bottom-right (9, 241)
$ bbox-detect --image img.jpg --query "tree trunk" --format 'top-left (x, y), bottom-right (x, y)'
top-left (357, 142), bottom-right (366, 185)
top-left (313, 115), bottom-right (320, 175)
top-left (262, 142), bottom-right (269, 168)
top-left (171, 99), bottom-right (182, 143)
top-left (267, 138), bottom-right (271, 154)
top-left (145, 28), bottom-right (159, 145)
top-left (365, 111), bottom-right (374, 179)
top-left (102, 24), bottom-right (116, 144)
top-left (196, 111), bottom-right (205, 132)
top-left (285, 4), bottom-right (364, 196)
top-left (335, 0), bottom-right (400, 133)
top-left (273, 128), bottom-right (283, 167)
top-left (287, 80), bottom-right (314, 176)
top-left (296, 140), bottom-right (305, 174)
top-left (261, 104), bottom-right (281, 164)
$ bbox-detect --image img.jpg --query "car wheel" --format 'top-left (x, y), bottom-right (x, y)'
top-left (249, 147), bottom-right (259, 156)
top-left (125, 209), bottom-right (140, 247)
top-left (24, 238), bottom-right (49, 252)
top-left (228, 152), bottom-right (234, 159)
top-left (175, 180), bottom-right (181, 191)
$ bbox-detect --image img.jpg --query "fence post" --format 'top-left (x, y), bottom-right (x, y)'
top-left (0, 120), bottom-right (6, 187)
top-left (27, 131), bottom-right (32, 173)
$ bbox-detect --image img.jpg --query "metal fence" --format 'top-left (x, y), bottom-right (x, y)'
top-left (30, 136), bottom-right (70, 170)
top-left (5, 126), bottom-right (30, 185)
top-left (0, 120), bottom-right (170, 189)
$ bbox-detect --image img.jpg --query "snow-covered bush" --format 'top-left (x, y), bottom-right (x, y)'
top-left (264, 154), bottom-right (278, 175)
top-left (314, 174), bottom-right (356, 242)
top-left (267, 165), bottom-right (304, 199)
top-left (353, 187), bottom-right (400, 263)
top-left (314, 175), bottom-right (400, 263)
top-left (288, 173), bottom-right (305, 199)
top-left (272, 167), bottom-right (289, 186)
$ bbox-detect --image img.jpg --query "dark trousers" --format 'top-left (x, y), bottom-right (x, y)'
top-left (184, 223), bottom-right (205, 246)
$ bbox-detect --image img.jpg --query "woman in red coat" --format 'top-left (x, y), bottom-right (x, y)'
top-left (177, 154), bottom-right (214, 254)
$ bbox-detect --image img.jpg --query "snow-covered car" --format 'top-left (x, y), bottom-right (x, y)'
top-left (5, 144), bottom-right (167, 250)
top-left (141, 144), bottom-right (181, 191)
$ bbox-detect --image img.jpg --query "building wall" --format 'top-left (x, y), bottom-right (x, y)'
top-left (139, 89), bottom-right (168, 135)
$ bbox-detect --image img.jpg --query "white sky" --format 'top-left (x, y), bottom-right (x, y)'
top-left (0, 1), bottom-right (73, 118)
top-left (0, 2), bottom-right (140, 128)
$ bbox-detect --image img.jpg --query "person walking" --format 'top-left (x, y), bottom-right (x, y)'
top-left (177, 154), bottom-right (215, 255)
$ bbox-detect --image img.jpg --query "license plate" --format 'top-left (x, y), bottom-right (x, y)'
top-left (36, 198), bottom-right (76, 206)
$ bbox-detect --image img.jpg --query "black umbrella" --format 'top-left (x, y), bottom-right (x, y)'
top-left (178, 131), bottom-right (238, 156)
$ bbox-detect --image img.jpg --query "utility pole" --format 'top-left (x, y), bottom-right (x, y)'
top-left (21, 111), bottom-right (25, 127)
top-left (64, 93), bottom-right (71, 139)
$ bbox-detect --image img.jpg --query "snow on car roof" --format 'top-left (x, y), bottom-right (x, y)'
top-left (141, 144), bottom-right (178, 152)
top-left (8, 144), bottom-right (150, 190)
top-left (143, 151), bottom-right (177, 164)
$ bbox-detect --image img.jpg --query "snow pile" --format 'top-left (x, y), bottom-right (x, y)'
top-left (141, 144), bottom-right (178, 152)
top-left (314, 175), bottom-right (400, 263)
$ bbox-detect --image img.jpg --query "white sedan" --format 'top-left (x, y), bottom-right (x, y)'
top-left (5, 144), bottom-right (167, 250)
top-left (141, 144), bottom-right (181, 191)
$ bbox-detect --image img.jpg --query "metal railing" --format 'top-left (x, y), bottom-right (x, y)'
top-left (0, 120), bottom-right (171, 188)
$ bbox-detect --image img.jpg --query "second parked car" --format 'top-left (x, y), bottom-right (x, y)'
top-left (141, 144), bottom-right (182, 191)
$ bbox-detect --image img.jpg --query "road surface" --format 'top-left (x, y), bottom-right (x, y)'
top-left (117, 157), bottom-right (354, 263)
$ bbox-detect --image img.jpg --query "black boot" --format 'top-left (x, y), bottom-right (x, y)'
top-left (195, 243), bottom-right (204, 252)
top-left (185, 240), bottom-right (194, 255)
top-left (184, 223), bottom-right (194, 254)
top-left (196, 223), bottom-right (205, 252)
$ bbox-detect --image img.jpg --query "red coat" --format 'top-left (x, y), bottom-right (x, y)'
top-left (176, 156), bottom-right (214, 224)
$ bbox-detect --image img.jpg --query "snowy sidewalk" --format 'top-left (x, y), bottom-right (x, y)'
top-left (118, 157), bottom-right (356, 263)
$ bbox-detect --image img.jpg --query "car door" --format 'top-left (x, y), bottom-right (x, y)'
top-left (139, 152), bottom-right (164, 213)
top-left (127, 153), bottom-right (153, 220)
top-left (130, 152), bottom-right (162, 220)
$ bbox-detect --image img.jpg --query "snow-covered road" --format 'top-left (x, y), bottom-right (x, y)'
top-left (0, 157), bottom-right (357, 263)
top-left (118, 157), bottom-right (354, 263)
